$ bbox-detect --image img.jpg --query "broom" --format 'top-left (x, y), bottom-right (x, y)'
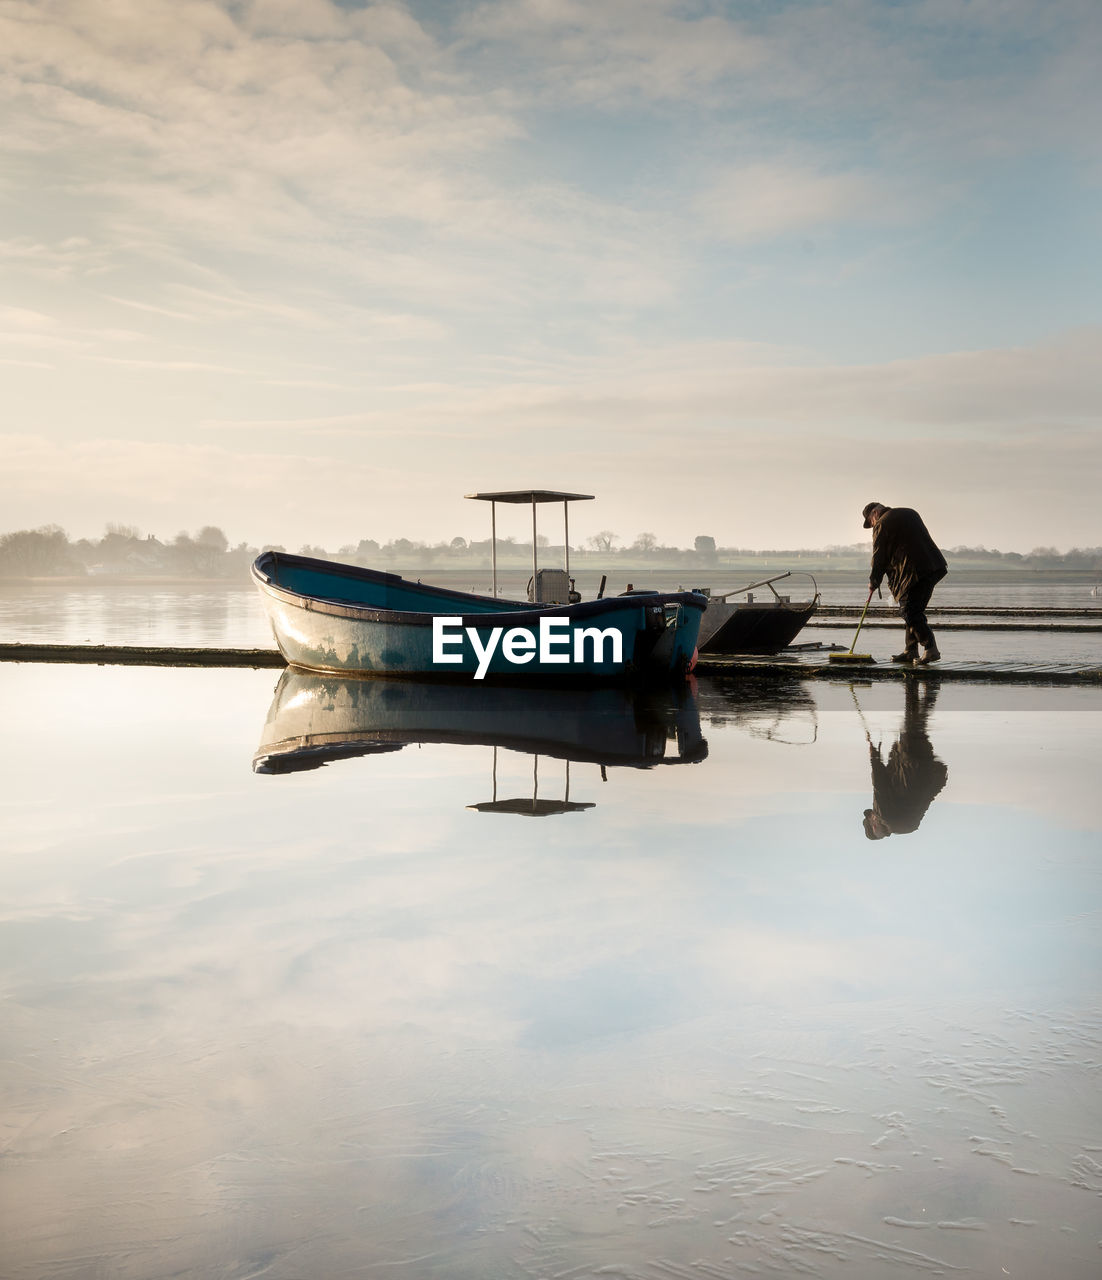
top-left (829, 587), bottom-right (876, 664)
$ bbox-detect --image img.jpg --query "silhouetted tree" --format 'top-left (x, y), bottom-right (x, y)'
top-left (100, 524), bottom-right (147, 566)
top-left (169, 532), bottom-right (200, 573)
top-left (196, 525), bottom-right (229, 554)
top-left (0, 525), bottom-right (82, 576)
top-left (588, 531), bottom-right (617, 553)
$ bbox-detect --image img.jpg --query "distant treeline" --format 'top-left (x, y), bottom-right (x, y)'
top-left (0, 524), bottom-right (255, 579)
top-left (1, 524), bottom-right (1100, 579)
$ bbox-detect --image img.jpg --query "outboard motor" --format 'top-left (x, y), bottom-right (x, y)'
top-left (632, 599), bottom-right (671, 667)
top-left (529, 568), bottom-right (571, 604)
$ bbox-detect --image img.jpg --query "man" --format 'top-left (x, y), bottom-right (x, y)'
top-left (862, 501), bottom-right (947, 664)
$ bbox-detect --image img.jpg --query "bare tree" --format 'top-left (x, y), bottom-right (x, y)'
top-left (587, 530), bottom-right (618, 553)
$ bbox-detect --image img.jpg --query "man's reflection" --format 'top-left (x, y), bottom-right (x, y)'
top-left (862, 680), bottom-right (947, 839)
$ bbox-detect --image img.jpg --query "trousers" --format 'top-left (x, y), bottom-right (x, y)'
top-left (898, 574), bottom-right (941, 651)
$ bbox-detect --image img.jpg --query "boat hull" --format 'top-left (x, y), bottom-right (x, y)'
top-left (697, 598), bottom-right (818, 655)
top-left (252, 552), bottom-right (705, 682)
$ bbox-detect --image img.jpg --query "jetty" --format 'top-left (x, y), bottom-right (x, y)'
top-left (2, 641), bottom-right (1100, 685)
top-left (812, 605), bottom-right (1102, 619)
top-left (693, 651), bottom-right (1102, 685)
top-left (0, 643), bottom-right (286, 669)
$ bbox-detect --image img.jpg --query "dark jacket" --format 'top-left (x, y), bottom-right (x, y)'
top-left (870, 507), bottom-right (947, 601)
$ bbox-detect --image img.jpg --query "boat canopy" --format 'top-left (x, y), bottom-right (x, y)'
top-left (465, 490), bottom-right (595, 597)
top-left (465, 490), bottom-right (594, 505)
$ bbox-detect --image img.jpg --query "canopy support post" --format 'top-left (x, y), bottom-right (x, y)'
top-left (531, 497), bottom-right (538, 595)
top-left (491, 502), bottom-right (498, 597)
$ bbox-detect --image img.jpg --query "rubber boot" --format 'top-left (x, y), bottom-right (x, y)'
top-left (892, 646), bottom-right (919, 663)
top-left (919, 632), bottom-right (941, 664)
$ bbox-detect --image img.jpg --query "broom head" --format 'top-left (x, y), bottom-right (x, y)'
top-left (828, 652), bottom-right (876, 664)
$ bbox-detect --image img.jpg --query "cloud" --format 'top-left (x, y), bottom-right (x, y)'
top-left (0, 306), bottom-right (150, 362)
top-left (193, 327), bottom-right (1102, 437)
top-left (461, 0), bottom-right (768, 105)
top-left (459, 0), bottom-right (1102, 163)
top-left (3, 323), bottom-right (1098, 550)
top-left (198, 412), bottom-right (408, 434)
top-left (102, 295), bottom-right (200, 322)
top-left (0, 0), bottom-right (685, 320)
top-left (0, 305), bottom-right (86, 353)
top-left (0, 235), bottom-right (109, 277)
top-left (0, 304), bottom-right (57, 331)
top-left (86, 356), bottom-right (257, 373)
top-left (0, 1), bottom-right (512, 207)
top-left (694, 163), bottom-right (917, 242)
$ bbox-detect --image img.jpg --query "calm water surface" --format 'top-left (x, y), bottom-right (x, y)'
top-left (2, 571), bottom-right (1100, 665)
top-left (1, 660), bottom-right (1100, 1279)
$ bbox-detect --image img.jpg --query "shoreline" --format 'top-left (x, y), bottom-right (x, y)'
top-left (3, 565), bottom-right (1100, 588)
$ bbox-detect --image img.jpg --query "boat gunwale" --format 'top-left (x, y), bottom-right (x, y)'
top-left (722, 599), bottom-right (819, 612)
top-left (252, 551), bottom-right (707, 628)
top-left (254, 727), bottom-right (707, 768)
top-left (253, 549), bottom-right (515, 612)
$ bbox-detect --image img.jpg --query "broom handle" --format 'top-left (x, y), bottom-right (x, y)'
top-left (849, 588), bottom-right (874, 654)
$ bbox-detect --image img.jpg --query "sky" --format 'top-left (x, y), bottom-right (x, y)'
top-left (2, 0), bottom-right (1100, 554)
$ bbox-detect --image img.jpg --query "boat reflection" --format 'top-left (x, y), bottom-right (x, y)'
top-left (695, 678), bottom-right (819, 744)
top-left (253, 672), bottom-right (708, 786)
top-left (467, 750), bottom-right (596, 817)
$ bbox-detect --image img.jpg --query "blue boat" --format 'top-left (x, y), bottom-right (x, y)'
top-left (252, 490), bottom-right (706, 682)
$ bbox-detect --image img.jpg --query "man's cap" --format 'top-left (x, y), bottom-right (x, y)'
top-left (862, 502), bottom-right (883, 529)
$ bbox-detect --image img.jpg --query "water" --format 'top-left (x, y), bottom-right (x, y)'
top-left (2, 570), bottom-right (1100, 664)
top-left (2, 655), bottom-right (1100, 1279)
top-left (0, 581), bottom-right (271, 647)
